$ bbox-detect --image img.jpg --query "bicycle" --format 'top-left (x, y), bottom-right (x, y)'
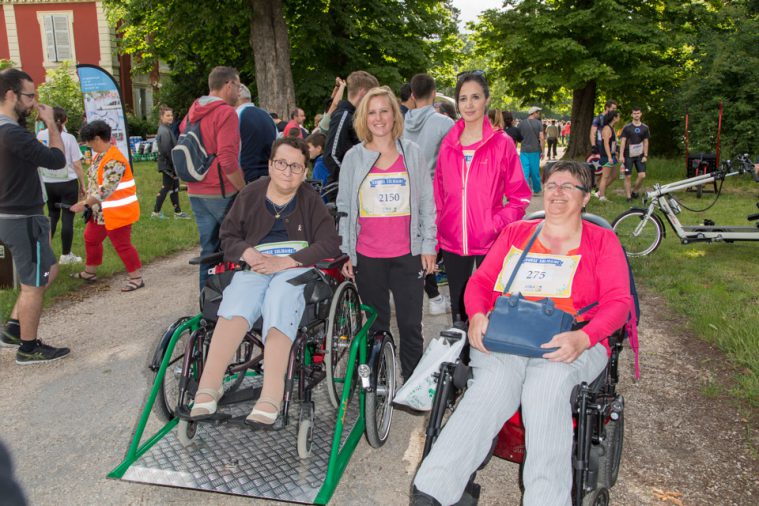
top-left (612, 154), bottom-right (758, 257)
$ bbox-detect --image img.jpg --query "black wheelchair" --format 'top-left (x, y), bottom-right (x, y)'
top-left (148, 251), bottom-right (397, 458)
top-left (421, 213), bottom-right (638, 506)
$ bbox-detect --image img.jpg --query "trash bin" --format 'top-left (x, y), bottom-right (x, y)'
top-left (0, 241), bottom-right (18, 290)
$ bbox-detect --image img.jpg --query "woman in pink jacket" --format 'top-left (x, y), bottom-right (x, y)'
top-left (434, 72), bottom-right (531, 322)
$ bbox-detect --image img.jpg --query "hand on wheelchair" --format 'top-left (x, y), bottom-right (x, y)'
top-left (541, 330), bottom-right (591, 363)
top-left (242, 247), bottom-right (299, 275)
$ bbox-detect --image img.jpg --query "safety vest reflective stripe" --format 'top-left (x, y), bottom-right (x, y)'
top-left (101, 194), bottom-right (138, 209)
top-left (115, 179), bottom-right (136, 191)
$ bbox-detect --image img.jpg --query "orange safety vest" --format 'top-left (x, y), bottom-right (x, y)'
top-left (97, 145), bottom-right (140, 230)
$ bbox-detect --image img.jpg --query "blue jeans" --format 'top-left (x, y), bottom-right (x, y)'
top-left (189, 196), bottom-right (235, 290)
top-left (520, 151), bottom-right (542, 193)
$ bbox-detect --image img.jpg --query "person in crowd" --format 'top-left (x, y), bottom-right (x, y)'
top-left (270, 112), bottom-right (286, 134)
top-left (619, 107), bottom-right (651, 202)
top-left (70, 120), bottom-right (143, 292)
top-left (517, 106), bottom-right (545, 194)
top-left (589, 99), bottom-right (617, 149)
top-left (596, 110), bottom-right (621, 202)
top-left (399, 82), bottom-right (414, 115)
top-left (151, 105), bottom-right (189, 219)
top-left (37, 106), bottom-right (86, 263)
top-left (561, 120), bottom-right (571, 146)
top-left (189, 137), bottom-right (340, 427)
top-left (434, 72), bottom-right (531, 325)
top-left (403, 73), bottom-right (454, 316)
top-left (412, 160), bottom-right (633, 506)
top-left (585, 145), bottom-right (602, 191)
top-left (434, 101), bottom-right (457, 121)
top-left (237, 84), bottom-right (277, 183)
top-left (324, 70), bottom-right (379, 185)
top-left (181, 66), bottom-right (245, 289)
top-left (337, 86), bottom-right (437, 381)
top-left (283, 108), bottom-right (307, 138)
top-left (306, 132), bottom-right (328, 189)
top-left (503, 111), bottom-right (522, 144)
top-left (487, 108), bottom-right (504, 129)
top-left (317, 77), bottom-right (347, 134)
top-left (545, 119), bottom-right (559, 160)
top-left (0, 68), bottom-right (70, 363)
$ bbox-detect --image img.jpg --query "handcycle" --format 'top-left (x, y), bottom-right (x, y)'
top-left (612, 153), bottom-right (758, 257)
top-left (420, 213), bottom-right (637, 506)
top-left (108, 251), bottom-right (398, 504)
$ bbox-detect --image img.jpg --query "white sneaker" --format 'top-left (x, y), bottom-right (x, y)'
top-left (598, 196), bottom-right (609, 203)
top-left (59, 253), bottom-right (82, 265)
top-left (428, 294), bottom-right (451, 316)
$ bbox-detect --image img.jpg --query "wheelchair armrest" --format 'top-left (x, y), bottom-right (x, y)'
top-left (189, 251), bottom-right (224, 265)
top-left (286, 269), bottom-right (322, 286)
top-left (314, 254), bottom-right (349, 270)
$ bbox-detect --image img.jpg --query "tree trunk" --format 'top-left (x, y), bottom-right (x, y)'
top-left (248, 0), bottom-right (296, 118)
top-left (564, 80), bottom-right (596, 159)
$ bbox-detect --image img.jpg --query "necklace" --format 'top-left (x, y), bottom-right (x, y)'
top-left (266, 196), bottom-right (294, 219)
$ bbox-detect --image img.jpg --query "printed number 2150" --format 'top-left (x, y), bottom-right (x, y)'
top-left (378, 193), bottom-right (401, 203)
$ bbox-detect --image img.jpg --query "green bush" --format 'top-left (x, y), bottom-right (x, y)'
top-left (126, 113), bottom-right (157, 139)
top-left (37, 61), bottom-right (85, 138)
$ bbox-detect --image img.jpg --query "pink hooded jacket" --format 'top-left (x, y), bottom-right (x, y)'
top-left (434, 117), bottom-right (531, 256)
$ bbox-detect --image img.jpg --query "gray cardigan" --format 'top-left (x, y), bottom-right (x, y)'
top-left (336, 138), bottom-right (437, 264)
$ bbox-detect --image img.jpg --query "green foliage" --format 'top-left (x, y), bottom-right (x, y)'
top-left (36, 61), bottom-right (85, 137)
top-left (126, 113), bottom-right (157, 138)
top-left (0, 59), bottom-right (16, 71)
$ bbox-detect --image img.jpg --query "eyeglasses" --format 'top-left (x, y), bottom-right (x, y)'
top-left (544, 182), bottom-right (588, 193)
top-left (271, 159), bottom-right (306, 175)
top-left (18, 92), bottom-right (36, 100)
top-left (456, 70), bottom-right (485, 81)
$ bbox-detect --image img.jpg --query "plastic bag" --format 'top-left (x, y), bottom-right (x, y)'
top-left (393, 328), bottom-right (466, 411)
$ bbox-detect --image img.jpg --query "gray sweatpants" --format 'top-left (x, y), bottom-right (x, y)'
top-left (414, 344), bottom-right (608, 506)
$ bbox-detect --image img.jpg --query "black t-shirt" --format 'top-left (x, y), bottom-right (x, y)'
top-left (0, 118), bottom-right (66, 215)
top-left (620, 122), bottom-right (650, 157)
top-left (259, 197), bottom-right (297, 245)
top-left (505, 125), bottom-right (523, 144)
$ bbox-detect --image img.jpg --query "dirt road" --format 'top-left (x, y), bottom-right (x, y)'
top-left (1, 249), bottom-right (757, 505)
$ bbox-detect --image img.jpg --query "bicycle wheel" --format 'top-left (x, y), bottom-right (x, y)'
top-left (154, 321), bottom-right (193, 421)
top-left (325, 281), bottom-right (363, 409)
top-left (612, 209), bottom-right (663, 257)
top-left (365, 333), bottom-right (396, 448)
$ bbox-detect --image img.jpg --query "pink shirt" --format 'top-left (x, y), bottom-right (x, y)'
top-left (356, 155), bottom-right (412, 258)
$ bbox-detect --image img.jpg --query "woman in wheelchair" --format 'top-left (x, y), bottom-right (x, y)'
top-left (412, 160), bottom-right (634, 506)
top-left (190, 137), bottom-right (340, 428)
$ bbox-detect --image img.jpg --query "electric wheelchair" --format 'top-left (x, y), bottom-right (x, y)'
top-left (148, 250), bottom-right (397, 458)
top-left (420, 213), bottom-right (638, 506)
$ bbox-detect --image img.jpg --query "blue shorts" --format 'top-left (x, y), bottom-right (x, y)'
top-left (217, 268), bottom-right (310, 342)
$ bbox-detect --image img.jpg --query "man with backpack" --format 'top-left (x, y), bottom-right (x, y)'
top-left (178, 66), bottom-right (245, 289)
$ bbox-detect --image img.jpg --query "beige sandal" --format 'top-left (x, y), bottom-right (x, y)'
top-left (189, 385), bottom-right (224, 419)
top-left (245, 397), bottom-right (281, 429)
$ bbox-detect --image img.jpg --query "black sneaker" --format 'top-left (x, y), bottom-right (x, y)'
top-left (631, 191), bottom-right (639, 199)
top-left (0, 329), bottom-right (21, 347)
top-left (16, 340), bottom-right (70, 365)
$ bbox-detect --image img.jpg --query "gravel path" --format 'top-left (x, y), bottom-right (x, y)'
top-left (1, 246), bottom-right (756, 505)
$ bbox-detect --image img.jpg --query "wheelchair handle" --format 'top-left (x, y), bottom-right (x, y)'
top-left (188, 251), bottom-right (224, 265)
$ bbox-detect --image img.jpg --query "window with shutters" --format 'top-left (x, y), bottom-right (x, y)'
top-left (37, 12), bottom-right (76, 65)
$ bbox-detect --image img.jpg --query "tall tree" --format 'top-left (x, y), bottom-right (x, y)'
top-left (472, 0), bottom-right (687, 158)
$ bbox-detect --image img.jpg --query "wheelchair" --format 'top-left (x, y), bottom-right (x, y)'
top-left (148, 251), bottom-right (397, 458)
top-left (420, 212), bottom-right (637, 506)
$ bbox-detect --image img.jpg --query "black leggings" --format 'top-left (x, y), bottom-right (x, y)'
top-left (154, 172), bottom-right (181, 213)
top-left (441, 250), bottom-right (485, 322)
top-left (45, 180), bottom-right (79, 255)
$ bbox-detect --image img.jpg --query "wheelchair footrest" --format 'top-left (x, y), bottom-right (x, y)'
top-left (219, 386), bottom-right (261, 406)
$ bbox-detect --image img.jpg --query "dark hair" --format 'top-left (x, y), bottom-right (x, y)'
top-left (159, 104), bottom-right (173, 116)
top-left (270, 136), bottom-right (309, 164)
top-left (208, 66), bottom-right (239, 91)
top-left (631, 106), bottom-right (641, 112)
top-left (53, 107), bottom-right (67, 132)
top-left (542, 160), bottom-right (592, 193)
top-left (410, 74), bottom-right (435, 100)
top-left (503, 110), bottom-right (515, 127)
top-left (270, 112), bottom-right (279, 120)
top-left (603, 110), bottom-right (620, 127)
top-left (604, 99), bottom-right (617, 109)
top-left (0, 68), bottom-right (33, 102)
top-left (306, 131), bottom-right (326, 150)
top-left (436, 101), bottom-right (456, 120)
top-left (454, 73), bottom-right (489, 108)
top-left (399, 83), bottom-right (413, 102)
top-left (289, 108), bottom-right (301, 119)
top-left (80, 120), bottom-right (112, 142)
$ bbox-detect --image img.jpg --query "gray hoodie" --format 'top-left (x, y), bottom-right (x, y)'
top-left (336, 139), bottom-right (437, 265)
top-left (402, 105), bottom-right (455, 177)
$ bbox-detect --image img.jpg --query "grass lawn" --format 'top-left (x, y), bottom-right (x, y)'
top-left (0, 160), bottom-right (199, 321)
top-left (583, 157), bottom-right (759, 405)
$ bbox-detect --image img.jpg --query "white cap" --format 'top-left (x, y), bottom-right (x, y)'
top-left (528, 106), bottom-right (542, 115)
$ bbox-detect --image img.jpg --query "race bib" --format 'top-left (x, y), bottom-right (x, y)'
top-left (493, 246), bottom-right (581, 298)
top-left (463, 149), bottom-right (475, 170)
top-left (255, 240), bottom-right (308, 257)
top-left (628, 142), bottom-right (644, 157)
top-left (359, 171), bottom-right (411, 217)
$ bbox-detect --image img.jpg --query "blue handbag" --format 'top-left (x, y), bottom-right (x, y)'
top-left (482, 223), bottom-right (596, 357)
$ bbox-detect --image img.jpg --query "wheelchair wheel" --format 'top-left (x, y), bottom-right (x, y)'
top-left (297, 402), bottom-right (315, 459)
top-left (153, 320), bottom-right (193, 421)
top-left (612, 209), bottom-right (663, 257)
top-left (325, 281), bottom-right (363, 409)
top-left (598, 410), bottom-right (624, 488)
top-left (177, 419), bottom-right (197, 448)
top-left (581, 487), bottom-right (609, 506)
top-left (365, 334), bottom-right (396, 448)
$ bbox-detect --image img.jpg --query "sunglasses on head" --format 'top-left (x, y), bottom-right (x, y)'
top-left (456, 70), bottom-right (486, 81)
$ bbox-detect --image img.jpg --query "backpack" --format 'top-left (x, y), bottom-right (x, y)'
top-left (171, 118), bottom-right (216, 182)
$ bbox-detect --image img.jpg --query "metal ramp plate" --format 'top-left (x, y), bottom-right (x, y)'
top-left (120, 377), bottom-right (359, 504)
